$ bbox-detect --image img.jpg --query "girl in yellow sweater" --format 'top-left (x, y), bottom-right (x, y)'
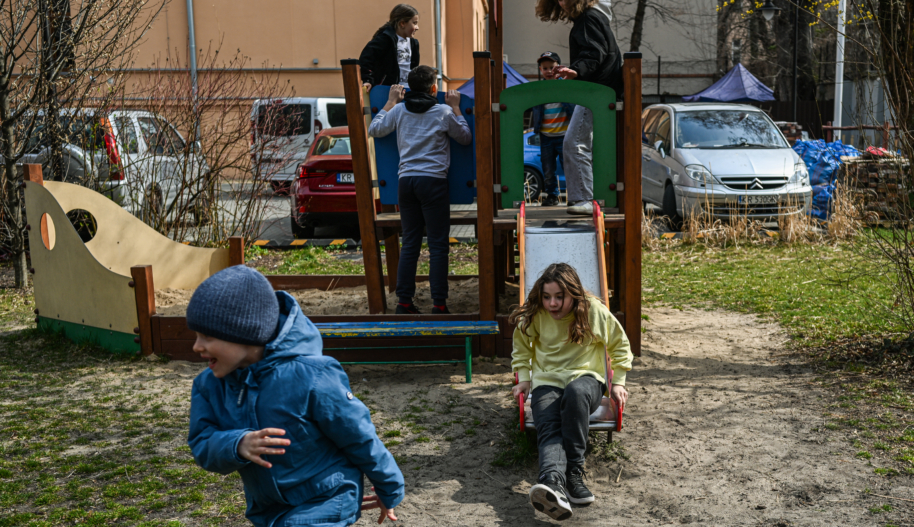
top-left (510, 263), bottom-right (633, 521)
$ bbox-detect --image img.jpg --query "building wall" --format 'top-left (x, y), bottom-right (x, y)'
top-left (128, 0), bottom-right (485, 97)
top-left (503, 0), bottom-right (717, 96)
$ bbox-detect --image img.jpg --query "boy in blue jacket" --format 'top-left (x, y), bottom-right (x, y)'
top-left (187, 266), bottom-right (404, 527)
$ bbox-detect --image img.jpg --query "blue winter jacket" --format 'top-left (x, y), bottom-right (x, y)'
top-left (188, 292), bottom-right (405, 527)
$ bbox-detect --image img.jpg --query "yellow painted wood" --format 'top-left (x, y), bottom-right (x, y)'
top-left (25, 182), bottom-right (140, 337)
top-left (291, 239), bottom-right (308, 245)
top-left (42, 181), bottom-right (229, 290)
top-left (253, 240), bottom-right (270, 246)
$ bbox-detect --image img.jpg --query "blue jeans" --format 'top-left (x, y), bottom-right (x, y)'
top-left (539, 134), bottom-right (563, 197)
top-left (397, 176), bottom-right (450, 305)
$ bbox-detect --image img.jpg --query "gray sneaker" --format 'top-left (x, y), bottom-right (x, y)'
top-left (567, 200), bottom-right (593, 215)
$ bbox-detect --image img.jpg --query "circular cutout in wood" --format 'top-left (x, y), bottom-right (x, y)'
top-left (40, 213), bottom-right (56, 250)
top-left (66, 209), bottom-right (97, 243)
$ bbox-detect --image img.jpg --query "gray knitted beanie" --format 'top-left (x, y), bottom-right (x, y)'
top-left (186, 265), bottom-right (280, 346)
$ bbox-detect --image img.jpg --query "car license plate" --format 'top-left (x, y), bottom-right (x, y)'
top-left (337, 172), bottom-right (354, 184)
top-left (738, 195), bottom-right (777, 205)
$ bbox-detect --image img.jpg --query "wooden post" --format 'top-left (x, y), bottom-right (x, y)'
top-left (229, 236), bottom-right (244, 267)
top-left (131, 265), bottom-right (156, 356)
top-left (474, 51), bottom-right (497, 355)
top-left (620, 53), bottom-right (643, 357)
top-left (24, 164), bottom-right (44, 185)
top-left (383, 225), bottom-right (400, 294)
top-left (341, 59), bottom-right (387, 314)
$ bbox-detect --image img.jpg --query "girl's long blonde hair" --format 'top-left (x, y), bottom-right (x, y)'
top-left (509, 263), bottom-right (596, 345)
top-left (373, 4), bottom-right (419, 39)
top-left (536, 0), bottom-right (599, 22)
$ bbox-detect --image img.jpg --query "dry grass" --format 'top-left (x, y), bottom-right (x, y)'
top-left (643, 184), bottom-right (863, 249)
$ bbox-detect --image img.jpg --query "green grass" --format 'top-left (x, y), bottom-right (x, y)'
top-left (643, 243), bottom-right (901, 347)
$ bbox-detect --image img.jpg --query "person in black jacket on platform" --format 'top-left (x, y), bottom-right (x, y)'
top-left (536, 0), bottom-right (622, 216)
top-left (359, 4), bottom-right (421, 90)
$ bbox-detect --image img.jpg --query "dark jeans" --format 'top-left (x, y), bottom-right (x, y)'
top-left (531, 375), bottom-right (604, 485)
top-left (539, 134), bottom-right (564, 197)
top-left (397, 176), bottom-right (450, 305)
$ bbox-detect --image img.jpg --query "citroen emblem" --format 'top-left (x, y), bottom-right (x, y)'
top-left (750, 178), bottom-right (764, 190)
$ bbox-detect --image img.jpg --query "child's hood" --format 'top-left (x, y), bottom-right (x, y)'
top-left (259, 291), bottom-right (323, 366)
top-left (593, 0), bottom-right (612, 22)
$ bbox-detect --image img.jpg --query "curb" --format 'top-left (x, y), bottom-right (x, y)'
top-left (251, 237), bottom-right (479, 248)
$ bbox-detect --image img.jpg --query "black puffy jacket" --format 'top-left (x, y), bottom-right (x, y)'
top-left (358, 26), bottom-right (420, 87)
top-left (568, 8), bottom-right (624, 98)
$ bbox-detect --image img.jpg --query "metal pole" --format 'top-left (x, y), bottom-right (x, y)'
top-left (657, 56), bottom-right (661, 101)
top-left (833, 0), bottom-right (846, 141)
top-left (792, 0), bottom-right (798, 122)
top-left (186, 0), bottom-right (199, 140)
top-left (435, 0), bottom-right (444, 90)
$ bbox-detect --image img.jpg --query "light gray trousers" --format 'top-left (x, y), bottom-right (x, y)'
top-left (562, 106), bottom-right (594, 204)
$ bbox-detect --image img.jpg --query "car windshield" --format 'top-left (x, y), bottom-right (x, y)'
top-left (675, 110), bottom-right (788, 149)
top-left (24, 114), bottom-right (105, 153)
top-left (313, 135), bottom-right (351, 155)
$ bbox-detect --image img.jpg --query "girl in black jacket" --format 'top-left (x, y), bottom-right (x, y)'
top-left (359, 4), bottom-right (421, 89)
top-left (536, 0), bottom-right (622, 216)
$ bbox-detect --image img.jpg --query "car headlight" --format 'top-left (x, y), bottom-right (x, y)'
top-left (790, 163), bottom-right (809, 185)
top-left (685, 164), bottom-right (715, 183)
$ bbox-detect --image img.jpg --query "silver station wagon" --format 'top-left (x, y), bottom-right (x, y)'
top-left (640, 103), bottom-right (811, 225)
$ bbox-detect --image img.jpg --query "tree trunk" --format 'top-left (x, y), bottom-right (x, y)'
top-left (0, 101), bottom-right (28, 289)
top-left (716, 0), bottom-right (735, 78)
top-left (630, 0), bottom-right (647, 52)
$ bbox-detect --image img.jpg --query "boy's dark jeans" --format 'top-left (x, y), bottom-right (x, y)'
top-left (539, 134), bottom-right (564, 197)
top-left (397, 176), bottom-right (450, 305)
top-left (531, 376), bottom-right (604, 486)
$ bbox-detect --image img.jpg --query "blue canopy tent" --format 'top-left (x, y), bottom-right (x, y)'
top-left (683, 63), bottom-right (774, 103)
top-left (457, 62), bottom-right (528, 97)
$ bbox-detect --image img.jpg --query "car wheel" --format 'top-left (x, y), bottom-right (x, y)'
top-left (193, 191), bottom-right (213, 226)
top-left (290, 200), bottom-right (315, 238)
top-left (524, 167), bottom-right (544, 202)
top-left (142, 185), bottom-right (164, 224)
top-left (662, 184), bottom-right (683, 230)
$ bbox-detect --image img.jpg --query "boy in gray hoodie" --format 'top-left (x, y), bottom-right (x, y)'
top-left (368, 65), bottom-right (472, 314)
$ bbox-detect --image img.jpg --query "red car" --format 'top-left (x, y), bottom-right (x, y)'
top-left (291, 127), bottom-right (378, 238)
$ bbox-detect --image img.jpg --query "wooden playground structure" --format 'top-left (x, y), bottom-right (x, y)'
top-left (22, 12), bottom-right (643, 365)
top-left (341, 49), bottom-right (643, 357)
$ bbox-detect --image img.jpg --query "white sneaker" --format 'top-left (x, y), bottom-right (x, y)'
top-left (567, 200), bottom-right (593, 215)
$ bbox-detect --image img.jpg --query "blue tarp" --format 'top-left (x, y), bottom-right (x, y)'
top-left (682, 63), bottom-right (774, 103)
top-left (792, 139), bottom-right (860, 220)
top-left (457, 62), bottom-right (528, 98)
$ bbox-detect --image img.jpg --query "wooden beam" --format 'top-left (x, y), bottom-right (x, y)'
top-left (341, 59), bottom-right (387, 314)
top-left (621, 53), bottom-right (643, 357)
top-left (381, 206), bottom-right (400, 294)
top-left (474, 52), bottom-right (497, 356)
top-left (229, 236), bottom-right (244, 266)
top-left (130, 265), bottom-right (156, 356)
top-left (23, 164), bottom-right (43, 185)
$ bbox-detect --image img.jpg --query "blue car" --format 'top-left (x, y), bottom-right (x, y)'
top-left (523, 131), bottom-right (566, 200)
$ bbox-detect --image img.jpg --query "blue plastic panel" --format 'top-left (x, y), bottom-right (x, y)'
top-left (369, 86), bottom-right (477, 205)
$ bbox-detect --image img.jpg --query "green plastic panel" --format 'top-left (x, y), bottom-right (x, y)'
top-left (499, 81), bottom-right (617, 207)
top-left (38, 316), bottom-right (140, 355)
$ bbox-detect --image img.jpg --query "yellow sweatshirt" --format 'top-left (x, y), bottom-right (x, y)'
top-left (511, 296), bottom-right (633, 390)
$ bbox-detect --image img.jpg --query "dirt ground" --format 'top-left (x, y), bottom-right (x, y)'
top-left (138, 305), bottom-right (913, 526)
top-left (155, 278), bottom-right (521, 316)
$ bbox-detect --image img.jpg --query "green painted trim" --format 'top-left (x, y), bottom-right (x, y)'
top-left (37, 316), bottom-right (140, 355)
top-left (499, 81), bottom-right (617, 207)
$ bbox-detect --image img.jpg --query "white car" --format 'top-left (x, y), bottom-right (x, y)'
top-left (641, 103), bottom-right (811, 224)
top-left (20, 109), bottom-right (209, 221)
top-left (250, 97), bottom-right (348, 191)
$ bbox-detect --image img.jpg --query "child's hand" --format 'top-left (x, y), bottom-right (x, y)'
top-left (512, 381), bottom-right (531, 401)
top-left (388, 85), bottom-right (406, 104)
top-left (363, 82), bottom-right (372, 91)
top-left (238, 428), bottom-right (290, 469)
top-left (610, 384), bottom-right (628, 410)
top-left (361, 488), bottom-right (398, 524)
top-left (553, 65), bottom-right (578, 79)
top-left (445, 89), bottom-right (461, 111)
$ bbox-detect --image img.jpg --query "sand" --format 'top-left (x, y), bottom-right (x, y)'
top-left (155, 278), bottom-right (521, 317)
top-left (124, 306), bottom-right (911, 525)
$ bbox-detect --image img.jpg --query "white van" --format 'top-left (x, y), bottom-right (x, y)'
top-left (249, 97), bottom-right (348, 191)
